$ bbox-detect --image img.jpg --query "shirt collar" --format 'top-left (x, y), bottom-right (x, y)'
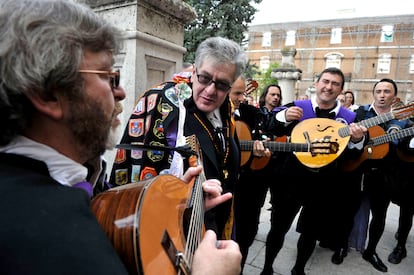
top-left (311, 97), bottom-right (341, 115)
top-left (0, 135), bottom-right (87, 187)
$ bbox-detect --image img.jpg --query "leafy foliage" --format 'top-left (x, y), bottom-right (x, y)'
top-left (257, 61), bottom-right (279, 91)
top-left (183, 0), bottom-right (262, 63)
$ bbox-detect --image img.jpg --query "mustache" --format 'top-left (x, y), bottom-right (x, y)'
top-left (114, 102), bottom-right (123, 116)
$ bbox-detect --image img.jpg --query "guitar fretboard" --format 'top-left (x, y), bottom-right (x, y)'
top-left (239, 140), bottom-right (309, 152)
top-left (339, 103), bottom-right (414, 138)
top-left (371, 127), bottom-right (414, 146)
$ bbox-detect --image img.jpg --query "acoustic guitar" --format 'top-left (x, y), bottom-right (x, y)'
top-left (91, 135), bottom-right (205, 275)
top-left (291, 103), bottom-right (414, 168)
top-left (341, 125), bottom-right (414, 171)
top-left (235, 120), bottom-right (339, 170)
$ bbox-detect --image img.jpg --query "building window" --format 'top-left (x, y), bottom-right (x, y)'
top-left (324, 52), bottom-right (343, 69)
top-left (380, 25), bottom-right (394, 42)
top-left (409, 55), bottom-right (414, 74)
top-left (285, 30), bottom-right (296, 46)
top-left (330, 28), bottom-right (342, 44)
top-left (262, 32), bottom-right (271, 47)
top-left (260, 56), bottom-right (270, 71)
top-left (377, 54), bottom-right (391, 74)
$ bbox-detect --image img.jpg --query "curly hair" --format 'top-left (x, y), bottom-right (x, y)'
top-left (0, 0), bottom-right (123, 145)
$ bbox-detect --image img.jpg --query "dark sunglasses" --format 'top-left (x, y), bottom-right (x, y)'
top-left (196, 71), bottom-right (232, 92)
top-left (78, 69), bottom-right (120, 89)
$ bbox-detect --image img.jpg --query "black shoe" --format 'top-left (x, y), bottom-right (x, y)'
top-left (362, 251), bottom-right (388, 272)
top-left (260, 266), bottom-right (273, 275)
top-left (291, 268), bottom-right (305, 275)
top-left (331, 248), bottom-right (348, 265)
top-left (388, 245), bottom-right (407, 264)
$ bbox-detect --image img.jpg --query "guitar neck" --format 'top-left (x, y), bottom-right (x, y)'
top-left (371, 127), bottom-right (414, 146)
top-left (338, 112), bottom-right (395, 138)
top-left (239, 140), bottom-right (309, 153)
top-left (338, 103), bottom-right (414, 138)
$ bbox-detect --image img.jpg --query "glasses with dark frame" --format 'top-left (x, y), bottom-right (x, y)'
top-left (196, 71), bottom-right (232, 92)
top-left (78, 69), bottom-right (120, 89)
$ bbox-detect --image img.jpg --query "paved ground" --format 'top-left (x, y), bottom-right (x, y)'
top-left (242, 192), bottom-right (414, 275)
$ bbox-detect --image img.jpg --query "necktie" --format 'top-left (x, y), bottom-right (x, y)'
top-left (316, 107), bottom-right (335, 119)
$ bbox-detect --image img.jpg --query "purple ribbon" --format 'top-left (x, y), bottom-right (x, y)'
top-left (73, 181), bottom-right (93, 198)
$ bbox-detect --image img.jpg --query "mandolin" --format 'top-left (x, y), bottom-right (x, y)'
top-left (342, 125), bottom-right (414, 171)
top-left (291, 103), bottom-right (414, 168)
top-left (235, 120), bottom-right (339, 170)
top-left (91, 135), bottom-right (205, 275)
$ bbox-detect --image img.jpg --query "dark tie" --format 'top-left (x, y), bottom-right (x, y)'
top-left (316, 107), bottom-right (335, 119)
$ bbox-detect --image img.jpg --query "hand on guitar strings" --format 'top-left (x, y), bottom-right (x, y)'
top-left (192, 230), bottom-right (242, 275)
top-left (252, 140), bottom-right (271, 158)
top-left (182, 165), bottom-right (233, 211)
top-left (349, 123), bottom-right (367, 143)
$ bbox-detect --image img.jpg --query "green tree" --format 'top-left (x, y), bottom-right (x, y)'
top-left (257, 61), bottom-right (279, 92)
top-left (184, 0), bottom-right (262, 62)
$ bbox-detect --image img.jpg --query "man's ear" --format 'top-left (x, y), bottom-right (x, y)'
top-left (26, 92), bottom-right (64, 120)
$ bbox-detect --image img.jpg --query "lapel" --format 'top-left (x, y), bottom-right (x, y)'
top-left (184, 112), bottom-right (220, 173)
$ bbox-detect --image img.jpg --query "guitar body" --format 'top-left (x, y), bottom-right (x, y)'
top-left (235, 120), bottom-right (253, 167)
top-left (342, 126), bottom-right (389, 171)
top-left (91, 174), bottom-right (192, 275)
top-left (397, 150), bottom-right (414, 162)
top-left (291, 118), bottom-right (350, 168)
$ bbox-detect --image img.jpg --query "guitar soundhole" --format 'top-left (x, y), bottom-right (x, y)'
top-left (183, 207), bottom-right (192, 240)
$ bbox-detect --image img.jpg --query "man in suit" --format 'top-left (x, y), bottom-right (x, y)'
top-left (260, 67), bottom-right (367, 275)
top-left (111, 36), bottom-right (247, 239)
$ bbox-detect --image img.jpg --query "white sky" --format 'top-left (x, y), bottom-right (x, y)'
top-left (250, 0), bottom-right (414, 25)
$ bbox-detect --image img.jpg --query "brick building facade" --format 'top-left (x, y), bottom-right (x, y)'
top-left (246, 14), bottom-right (414, 105)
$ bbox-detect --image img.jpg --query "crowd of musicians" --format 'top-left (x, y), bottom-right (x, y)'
top-left (112, 61), bottom-right (414, 274)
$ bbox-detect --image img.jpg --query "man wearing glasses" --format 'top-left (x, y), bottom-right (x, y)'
top-left (111, 36), bottom-right (247, 239)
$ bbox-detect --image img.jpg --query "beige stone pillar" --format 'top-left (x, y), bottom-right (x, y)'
top-left (271, 47), bottom-right (302, 105)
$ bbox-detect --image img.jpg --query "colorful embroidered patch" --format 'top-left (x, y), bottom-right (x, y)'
top-left (158, 100), bottom-right (173, 118)
top-left (132, 97), bottom-right (145, 116)
top-left (114, 149), bottom-right (126, 163)
top-left (131, 148), bottom-right (143, 159)
top-left (114, 169), bottom-right (128, 185)
top-left (128, 118), bottom-right (144, 137)
top-left (152, 83), bottom-right (167, 90)
top-left (140, 166), bottom-right (157, 180)
top-left (165, 87), bottom-right (179, 106)
top-left (153, 118), bottom-right (165, 139)
top-left (147, 141), bottom-right (165, 162)
top-left (147, 94), bottom-right (158, 112)
top-left (175, 83), bottom-right (192, 101)
top-left (131, 165), bottom-right (141, 183)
